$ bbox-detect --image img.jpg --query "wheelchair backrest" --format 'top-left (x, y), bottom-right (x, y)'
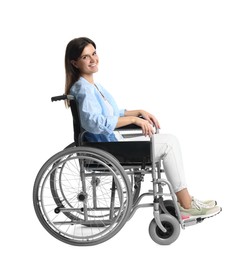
top-left (69, 98), bottom-right (84, 146)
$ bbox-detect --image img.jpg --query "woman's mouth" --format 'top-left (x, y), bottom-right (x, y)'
top-left (89, 63), bottom-right (97, 67)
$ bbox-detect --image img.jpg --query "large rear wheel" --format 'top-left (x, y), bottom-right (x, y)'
top-left (33, 146), bottom-right (132, 246)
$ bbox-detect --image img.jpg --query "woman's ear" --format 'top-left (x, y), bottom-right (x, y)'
top-left (71, 60), bottom-right (78, 69)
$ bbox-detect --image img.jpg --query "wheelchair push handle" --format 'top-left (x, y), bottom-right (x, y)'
top-left (51, 95), bottom-right (74, 102)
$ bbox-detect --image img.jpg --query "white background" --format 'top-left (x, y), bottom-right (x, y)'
top-left (1, 0), bottom-right (242, 259)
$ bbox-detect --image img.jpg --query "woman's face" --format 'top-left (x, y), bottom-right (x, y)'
top-left (72, 44), bottom-right (99, 77)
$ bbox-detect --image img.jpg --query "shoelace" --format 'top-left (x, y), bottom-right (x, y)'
top-left (192, 199), bottom-right (202, 210)
top-left (193, 198), bottom-right (213, 209)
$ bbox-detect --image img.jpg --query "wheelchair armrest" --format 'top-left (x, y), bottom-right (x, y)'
top-left (115, 124), bottom-right (143, 139)
top-left (116, 124), bottom-right (141, 131)
top-left (116, 124), bottom-right (159, 135)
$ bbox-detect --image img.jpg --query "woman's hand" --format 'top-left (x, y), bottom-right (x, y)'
top-left (139, 110), bottom-right (161, 130)
top-left (133, 117), bottom-right (155, 137)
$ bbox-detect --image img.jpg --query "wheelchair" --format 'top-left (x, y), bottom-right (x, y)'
top-left (33, 95), bottom-right (203, 246)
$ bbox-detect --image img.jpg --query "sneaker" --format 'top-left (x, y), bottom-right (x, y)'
top-left (179, 199), bottom-right (222, 220)
top-left (192, 197), bottom-right (217, 208)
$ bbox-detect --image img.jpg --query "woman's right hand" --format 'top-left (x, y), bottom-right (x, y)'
top-left (133, 117), bottom-right (155, 137)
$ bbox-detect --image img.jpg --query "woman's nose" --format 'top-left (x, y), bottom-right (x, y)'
top-left (90, 56), bottom-right (95, 63)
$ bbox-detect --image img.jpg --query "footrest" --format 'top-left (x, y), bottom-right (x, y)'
top-left (183, 217), bottom-right (204, 227)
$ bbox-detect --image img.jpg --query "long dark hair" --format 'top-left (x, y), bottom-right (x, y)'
top-left (64, 37), bottom-right (96, 106)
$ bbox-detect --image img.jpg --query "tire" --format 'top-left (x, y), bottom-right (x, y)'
top-left (149, 214), bottom-right (180, 245)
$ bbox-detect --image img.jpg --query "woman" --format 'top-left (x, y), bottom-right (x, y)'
top-left (64, 37), bottom-right (221, 220)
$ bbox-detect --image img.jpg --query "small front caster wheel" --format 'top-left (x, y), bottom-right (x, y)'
top-left (149, 214), bottom-right (180, 245)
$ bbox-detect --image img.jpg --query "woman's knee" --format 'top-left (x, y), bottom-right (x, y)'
top-left (155, 133), bottom-right (180, 148)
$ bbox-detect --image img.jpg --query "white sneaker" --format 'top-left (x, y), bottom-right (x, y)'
top-left (179, 199), bottom-right (221, 220)
top-left (192, 197), bottom-right (217, 208)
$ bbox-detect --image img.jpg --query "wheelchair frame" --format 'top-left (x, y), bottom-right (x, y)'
top-left (33, 94), bottom-right (202, 246)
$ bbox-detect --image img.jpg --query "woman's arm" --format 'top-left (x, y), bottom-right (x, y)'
top-left (116, 109), bottom-right (160, 137)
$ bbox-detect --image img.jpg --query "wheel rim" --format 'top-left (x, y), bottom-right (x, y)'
top-left (155, 221), bottom-right (174, 239)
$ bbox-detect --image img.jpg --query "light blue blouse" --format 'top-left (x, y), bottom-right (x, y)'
top-left (70, 77), bottom-right (125, 142)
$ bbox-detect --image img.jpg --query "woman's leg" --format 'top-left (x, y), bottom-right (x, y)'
top-left (176, 189), bottom-right (192, 209)
top-left (153, 134), bottom-right (220, 215)
top-left (119, 133), bottom-right (192, 207)
top-left (153, 134), bottom-right (192, 208)
top-left (119, 132), bottom-right (220, 215)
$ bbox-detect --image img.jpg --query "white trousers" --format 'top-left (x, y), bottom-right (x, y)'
top-left (118, 133), bottom-right (187, 193)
